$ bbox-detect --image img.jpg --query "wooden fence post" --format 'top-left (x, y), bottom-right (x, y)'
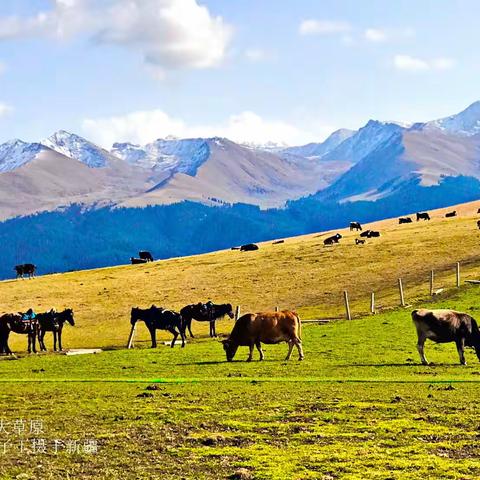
top-left (343, 290), bottom-right (351, 320)
top-left (235, 305), bottom-right (241, 321)
top-left (370, 292), bottom-right (375, 314)
top-left (430, 270), bottom-right (434, 296)
top-left (127, 323), bottom-right (137, 349)
top-left (456, 262), bottom-right (460, 288)
top-left (398, 278), bottom-right (405, 307)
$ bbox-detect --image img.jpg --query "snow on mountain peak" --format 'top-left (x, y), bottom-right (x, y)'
top-left (0, 139), bottom-right (45, 173)
top-left (42, 130), bottom-right (110, 168)
top-left (426, 101), bottom-right (480, 136)
top-left (111, 137), bottom-right (210, 175)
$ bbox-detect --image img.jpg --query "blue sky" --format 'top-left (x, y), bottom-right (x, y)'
top-left (0, 0), bottom-right (479, 147)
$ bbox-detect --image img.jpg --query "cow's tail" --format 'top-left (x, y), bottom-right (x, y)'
top-left (294, 312), bottom-right (302, 340)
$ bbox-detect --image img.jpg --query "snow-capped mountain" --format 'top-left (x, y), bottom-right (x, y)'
top-left (112, 137), bottom-right (210, 175)
top-left (322, 120), bottom-right (403, 164)
top-left (0, 139), bottom-right (46, 173)
top-left (424, 101), bottom-right (480, 136)
top-left (42, 130), bottom-right (112, 168)
top-left (281, 129), bottom-right (355, 159)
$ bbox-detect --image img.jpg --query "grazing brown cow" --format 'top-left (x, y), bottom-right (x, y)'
top-left (445, 211), bottom-right (457, 218)
top-left (411, 309), bottom-right (480, 365)
top-left (222, 310), bottom-right (304, 362)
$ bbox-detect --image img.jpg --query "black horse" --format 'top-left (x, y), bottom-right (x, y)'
top-left (36, 308), bottom-right (75, 352)
top-left (0, 313), bottom-right (38, 354)
top-left (130, 306), bottom-right (185, 348)
top-left (180, 302), bottom-right (234, 338)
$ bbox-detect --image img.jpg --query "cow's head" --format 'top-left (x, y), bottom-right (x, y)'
top-left (222, 338), bottom-right (238, 362)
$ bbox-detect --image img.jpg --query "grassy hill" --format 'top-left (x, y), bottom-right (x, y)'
top-left (2, 200), bottom-right (480, 478)
top-left (2, 198), bottom-right (480, 351)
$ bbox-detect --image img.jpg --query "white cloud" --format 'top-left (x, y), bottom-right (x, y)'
top-left (0, 0), bottom-right (233, 74)
top-left (299, 19), bottom-right (351, 36)
top-left (82, 109), bottom-right (330, 148)
top-left (244, 48), bottom-right (267, 62)
top-left (364, 28), bottom-right (387, 42)
top-left (393, 54), bottom-right (455, 72)
top-left (0, 103), bottom-right (12, 117)
top-left (364, 27), bottom-right (414, 43)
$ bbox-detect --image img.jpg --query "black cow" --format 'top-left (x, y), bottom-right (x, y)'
top-left (355, 239), bottom-right (365, 245)
top-left (445, 211), bottom-right (457, 218)
top-left (416, 212), bottom-right (431, 221)
top-left (14, 264), bottom-right (36, 279)
top-left (323, 233), bottom-right (342, 246)
top-left (412, 309), bottom-right (480, 365)
top-left (130, 306), bottom-right (185, 348)
top-left (477, 220), bottom-right (480, 230)
top-left (272, 240), bottom-right (285, 245)
top-left (349, 222), bottom-right (362, 231)
top-left (139, 251), bottom-right (154, 262)
top-left (360, 230), bottom-right (380, 238)
top-left (131, 257), bottom-right (148, 264)
top-left (240, 244), bottom-right (259, 251)
top-left (399, 217), bottom-right (412, 224)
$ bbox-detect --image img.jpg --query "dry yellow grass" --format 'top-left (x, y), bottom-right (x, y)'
top-left (2, 199), bottom-right (480, 350)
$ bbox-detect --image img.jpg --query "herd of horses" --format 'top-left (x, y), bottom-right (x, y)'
top-left (0, 309), bottom-right (74, 354)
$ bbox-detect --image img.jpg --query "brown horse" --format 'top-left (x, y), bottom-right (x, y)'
top-left (0, 313), bottom-right (38, 354)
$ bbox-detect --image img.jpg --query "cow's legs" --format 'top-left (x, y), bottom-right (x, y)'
top-left (416, 334), bottom-right (428, 365)
top-left (285, 340), bottom-right (295, 361)
top-left (168, 328), bottom-right (178, 348)
top-left (53, 331), bottom-right (58, 351)
top-left (247, 344), bottom-right (254, 362)
top-left (456, 337), bottom-right (466, 365)
top-left (255, 341), bottom-right (264, 361)
top-left (294, 338), bottom-right (304, 361)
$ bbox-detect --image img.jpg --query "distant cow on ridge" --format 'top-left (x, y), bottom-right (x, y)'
top-left (131, 257), bottom-right (148, 265)
top-left (416, 212), bottom-right (431, 221)
top-left (360, 230), bottom-right (380, 238)
top-left (240, 244), bottom-right (259, 251)
top-left (445, 211), bottom-right (457, 218)
top-left (349, 222), bottom-right (362, 231)
top-left (324, 233), bottom-right (342, 246)
top-left (399, 217), bottom-right (412, 224)
top-left (412, 308), bottom-right (480, 365)
top-left (139, 251), bottom-right (154, 262)
top-left (14, 264), bottom-right (36, 279)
